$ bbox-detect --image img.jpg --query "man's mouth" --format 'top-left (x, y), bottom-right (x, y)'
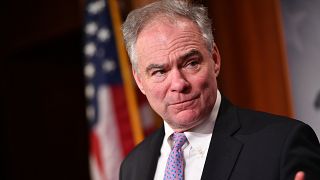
top-left (169, 94), bottom-right (200, 106)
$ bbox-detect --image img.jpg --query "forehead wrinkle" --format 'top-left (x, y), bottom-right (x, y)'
top-left (140, 34), bottom-right (204, 71)
top-left (178, 49), bottom-right (202, 61)
top-left (165, 29), bottom-right (205, 50)
top-left (165, 36), bottom-right (204, 62)
top-left (136, 19), bottom-right (206, 72)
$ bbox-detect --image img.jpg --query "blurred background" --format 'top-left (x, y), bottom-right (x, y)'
top-left (1, 0), bottom-right (319, 179)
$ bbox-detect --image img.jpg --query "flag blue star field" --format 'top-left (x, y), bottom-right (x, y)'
top-left (83, 0), bottom-right (136, 179)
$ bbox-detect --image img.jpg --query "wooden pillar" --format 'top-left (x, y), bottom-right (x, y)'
top-left (130, 0), bottom-right (155, 9)
top-left (207, 0), bottom-right (293, 117)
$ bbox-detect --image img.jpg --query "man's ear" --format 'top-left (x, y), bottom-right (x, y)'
top-left (211, 43), bottom-right (221, 77)
top-left (132, 67), bottom-right (146, 95)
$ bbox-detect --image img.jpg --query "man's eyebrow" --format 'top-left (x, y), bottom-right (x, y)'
top-left (144, 50), bottom-right (201, 73)
top-left (179, 49), bottom-right (202, 61)
top-left (145, 64), bottom-right (165, 73)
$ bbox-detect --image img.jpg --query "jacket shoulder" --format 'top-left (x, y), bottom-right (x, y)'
top-left (120, 127), bottom-right (164, 180)
top-left (235, 107), bottom-right (308, 134)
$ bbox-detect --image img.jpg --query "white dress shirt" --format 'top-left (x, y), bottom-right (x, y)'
top-left (154, 90), bottom-right (221, 180)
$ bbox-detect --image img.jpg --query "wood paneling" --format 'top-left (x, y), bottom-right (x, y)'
top-left (207, 0), bottom-right (293, 117)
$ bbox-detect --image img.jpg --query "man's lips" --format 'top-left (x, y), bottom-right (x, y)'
top-left (169, 95), bottom-right (200, 106)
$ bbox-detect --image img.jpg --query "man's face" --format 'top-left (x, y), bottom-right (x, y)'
top-left (133, 17), bottom-right (221, 132)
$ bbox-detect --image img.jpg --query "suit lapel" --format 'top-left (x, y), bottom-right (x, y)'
top-left (138, 126), bottom-right (164, 180)
top-left (201, 98), bottom-right (243, 180)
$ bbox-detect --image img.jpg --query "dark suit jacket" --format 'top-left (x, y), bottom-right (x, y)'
top-left (120, 98), bottom-right (320, 180)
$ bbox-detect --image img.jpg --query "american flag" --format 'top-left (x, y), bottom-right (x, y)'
top-left (83, 0), bottom-right (140, 179)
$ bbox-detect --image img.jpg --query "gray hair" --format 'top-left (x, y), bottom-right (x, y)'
top-left (121, 0), bottom-right (214, 70)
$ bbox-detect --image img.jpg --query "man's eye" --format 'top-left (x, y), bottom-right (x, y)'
top-left (186, 60), bottom-right (200, 68)
top-left (151, 70), bottom-right (165, 76)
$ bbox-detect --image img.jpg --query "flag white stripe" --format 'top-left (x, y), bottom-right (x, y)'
top-left (95, 85), bottom-right (123, 180)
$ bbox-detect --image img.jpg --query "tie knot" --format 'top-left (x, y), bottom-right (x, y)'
top-left (172, 132), bottom-right (187, 149)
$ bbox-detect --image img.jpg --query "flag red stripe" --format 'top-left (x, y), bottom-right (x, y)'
top-left (90, 131), bottom-right (106, 178)
top-left (111, 85), bottom-right (135, 155)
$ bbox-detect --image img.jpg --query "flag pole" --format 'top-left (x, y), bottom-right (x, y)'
top-left (108, 0), bottom-right (144, 144)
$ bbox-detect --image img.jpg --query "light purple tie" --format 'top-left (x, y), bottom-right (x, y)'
top-left (164, 132), bottom-right (187, 180)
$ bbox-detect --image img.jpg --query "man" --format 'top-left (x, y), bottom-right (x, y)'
top-left (120, 0), bottom-right (320, 179)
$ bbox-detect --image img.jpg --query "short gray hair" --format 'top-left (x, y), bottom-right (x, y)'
top-left (121, 0), bottom-right (214, 70)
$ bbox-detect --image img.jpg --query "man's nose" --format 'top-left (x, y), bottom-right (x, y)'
top-left (170, 69), bottom-right (190, 93)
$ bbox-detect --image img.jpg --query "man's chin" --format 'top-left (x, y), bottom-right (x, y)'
top-left (167, 117), bottom-right (202, 132)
